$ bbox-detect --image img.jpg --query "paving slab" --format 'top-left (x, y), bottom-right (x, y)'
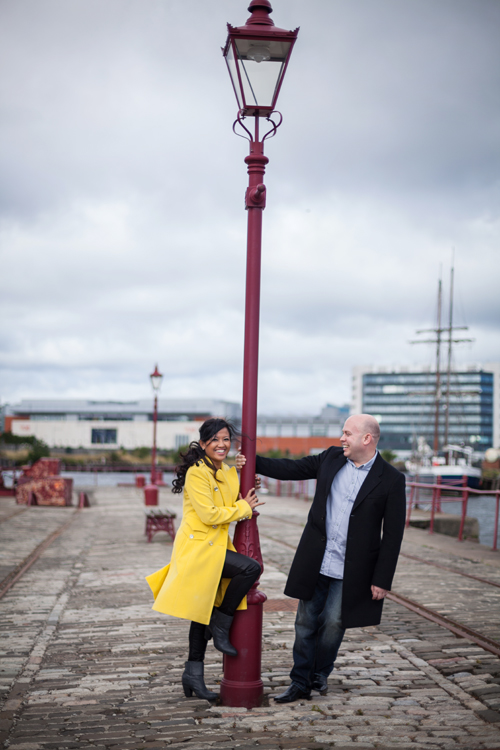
top-left (1, 488), bottom-right (500, 749)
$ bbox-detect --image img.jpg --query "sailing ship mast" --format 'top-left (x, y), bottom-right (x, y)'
top-left (433, 279), bottom-right (443, 453)
top-left (411, 264), bottom-right (473, 455)
top-left (443, 266), bottom-right (454, 449)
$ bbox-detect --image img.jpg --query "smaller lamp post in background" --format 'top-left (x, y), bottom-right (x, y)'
top-left (144, 364), bottom-right (163, 506)
top-left (150, 364), bottom-right (163, 485)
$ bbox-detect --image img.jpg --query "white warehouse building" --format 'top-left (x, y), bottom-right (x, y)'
top-left (4, 398), bottom-right (241, 451)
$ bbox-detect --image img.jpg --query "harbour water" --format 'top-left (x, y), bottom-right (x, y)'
top-left (60, 470), bottom-right (176, 488)
top-left (1, 470), bottom-right (175, 489)
top-left (421, 494), bottom-right (498, 548)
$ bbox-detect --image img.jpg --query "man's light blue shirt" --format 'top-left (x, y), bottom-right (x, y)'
top-left (320, 452), bottom-right (378, 579)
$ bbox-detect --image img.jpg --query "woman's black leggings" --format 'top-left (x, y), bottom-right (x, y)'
top-left (188, 550), bottom-right (261, 662)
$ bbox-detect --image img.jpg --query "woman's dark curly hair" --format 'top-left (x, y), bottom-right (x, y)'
top-left (171, 417), bottom-right (237, 494)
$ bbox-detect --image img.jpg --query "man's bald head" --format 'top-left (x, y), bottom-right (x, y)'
top-left (358, 414), bottom-right (380, 445)
top-left (341, 414), bottom-right (381, 466)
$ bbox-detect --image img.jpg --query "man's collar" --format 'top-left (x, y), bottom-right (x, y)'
top-left (347, 451), bottom-right (378, 470)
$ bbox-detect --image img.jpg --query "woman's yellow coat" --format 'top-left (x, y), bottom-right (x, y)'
top-left (146, 460), bottom-right (253, 625)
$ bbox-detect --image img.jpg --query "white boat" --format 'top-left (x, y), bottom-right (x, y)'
top-left (407, 444), bottom-right (481, 488)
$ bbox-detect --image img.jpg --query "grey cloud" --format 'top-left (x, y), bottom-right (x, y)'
top-left (1, 0), bottom-right (499, 413)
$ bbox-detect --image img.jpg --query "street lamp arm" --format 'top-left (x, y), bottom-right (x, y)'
top-left (246, 183), bottom-right (266, 207)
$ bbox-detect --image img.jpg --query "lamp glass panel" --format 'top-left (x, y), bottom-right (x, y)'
top-left (150, 375), bottom-right (163, 392)
top-left (234, 38), bottom-right (291, 109)
top-left (225, 43), bottom-right (243, 110)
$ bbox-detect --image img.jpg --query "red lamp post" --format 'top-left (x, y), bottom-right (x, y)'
top-left (149, 364), bottom-right (163, 485)
top-left (219, 1), bottom-right (298, 708)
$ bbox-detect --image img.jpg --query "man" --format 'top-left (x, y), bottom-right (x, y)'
top-left (254, 414), bottom-right (406, 703)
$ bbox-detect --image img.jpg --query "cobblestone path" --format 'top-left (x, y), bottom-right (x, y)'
top-left (1, 488), bottom-right (500, 749)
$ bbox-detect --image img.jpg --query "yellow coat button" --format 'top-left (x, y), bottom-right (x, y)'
top-left (189, 534), bottom-right (194, 539)
top-left (209, 541), bottom-right (213, 546)
top-left (212, 525), bottom-right (217, 529)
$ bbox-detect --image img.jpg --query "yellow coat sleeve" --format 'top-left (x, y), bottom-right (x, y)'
top-left (185, 466), bottom-right (252, 526)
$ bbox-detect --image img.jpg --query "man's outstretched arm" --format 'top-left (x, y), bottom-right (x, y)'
top-left (237, 451), bottom-right (323, 481)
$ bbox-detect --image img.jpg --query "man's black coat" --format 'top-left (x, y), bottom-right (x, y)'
top-left (255, 447), bottom-right (406, 629)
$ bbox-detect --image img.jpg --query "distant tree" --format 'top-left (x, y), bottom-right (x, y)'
top-left (27, 439), bottom-right (50, 464)
top-left (173, 445), bottom-right (190, 465)
top-left (0, 433), bottom-right (50, 464)
top-left (133, 446), bottom-right (151, 460)
top-left (482, 468), bottom-right (500, 490)
top-left (261, 449), bottom-right (304, 459)
top-left (1, 431), bottom-right (37, 446)
top-left (380, 449), bottom-right (397, 464)
top-left (261, 449), bottom-right (285, 458)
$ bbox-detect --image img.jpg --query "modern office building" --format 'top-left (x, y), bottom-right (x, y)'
top-left (3, 398), bottom-right (240, 451)
top-left (351, 363), bottom-right (499, 453)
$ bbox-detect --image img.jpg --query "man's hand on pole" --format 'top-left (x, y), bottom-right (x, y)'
top-left (236, 452), bottom-right (261, 489)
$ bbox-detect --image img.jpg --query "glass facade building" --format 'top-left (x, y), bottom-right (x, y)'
top-left (354, 369), bottom-right (494, 452)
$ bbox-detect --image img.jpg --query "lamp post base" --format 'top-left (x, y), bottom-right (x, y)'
top-left (219, 592), bottom-right (266, 708)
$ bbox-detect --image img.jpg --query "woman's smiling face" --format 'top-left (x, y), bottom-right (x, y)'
top-left (200, 427), bottom-right (231, 469)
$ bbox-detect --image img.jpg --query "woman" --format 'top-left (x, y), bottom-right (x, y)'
top-left (146, 417), bottom-right (264, 702)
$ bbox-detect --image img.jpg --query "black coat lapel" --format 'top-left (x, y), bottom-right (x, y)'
top-left (325, 453), bottom-right (347, 486)
top-left (317, 452), bottom-right (347, 512)
top-left (324, 455), bottom-right (347, 497)
top-left (352, 453), bottom-right (384, 511)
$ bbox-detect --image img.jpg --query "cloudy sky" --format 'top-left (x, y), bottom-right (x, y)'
top-left (1, 0), bottom-right (499, 415)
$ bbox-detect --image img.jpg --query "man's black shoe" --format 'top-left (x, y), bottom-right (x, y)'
top-left (311, 674), bottom-right (328, 694)
top-left (274, 684), bottom-right (311, 703)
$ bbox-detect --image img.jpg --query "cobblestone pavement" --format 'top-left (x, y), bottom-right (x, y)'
top-left (1, 488), bottom-right (500, 750)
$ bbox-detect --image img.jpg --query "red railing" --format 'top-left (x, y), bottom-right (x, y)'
top-left (261, 476), bottom-right (312, 501)
top-left (261, 473), bottom-right (500, 551)
top-left (406, 479), bottom-right (500, 551)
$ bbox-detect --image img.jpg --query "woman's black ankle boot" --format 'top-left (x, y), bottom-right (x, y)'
top-left (181, 661), bottom-right (217, 701)
top-left (206, 608), bottom-right (237, 657)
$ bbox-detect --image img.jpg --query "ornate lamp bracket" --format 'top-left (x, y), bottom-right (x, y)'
top-left (262, 111), bottom-right (283, 142)
top-left (233, 110), bottom-right (255, 142)
top-left (233, 109), bottom-right (283, 144)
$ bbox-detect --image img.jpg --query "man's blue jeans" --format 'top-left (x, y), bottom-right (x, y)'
top-left (290, 575), bottom-right (345, 691)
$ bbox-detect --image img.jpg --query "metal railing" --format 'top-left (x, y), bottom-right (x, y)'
top-left (261, 476), bottom-right (314, 500)
top-left (260, 473), bottom-right (500, 552)
top-left (406, 478), bottom-right (500, 551)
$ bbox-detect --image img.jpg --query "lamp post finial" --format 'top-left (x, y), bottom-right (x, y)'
top-left (246, 0), bottom-right (274, 27)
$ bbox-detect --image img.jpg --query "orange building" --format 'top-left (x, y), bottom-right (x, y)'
top-left (253, 404), bottom-right (347, 457)
top-left (253, 436), bottom-right (341, 456)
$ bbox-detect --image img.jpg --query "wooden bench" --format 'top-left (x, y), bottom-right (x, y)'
top-left (145, 508), bottom-right (177, 543)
